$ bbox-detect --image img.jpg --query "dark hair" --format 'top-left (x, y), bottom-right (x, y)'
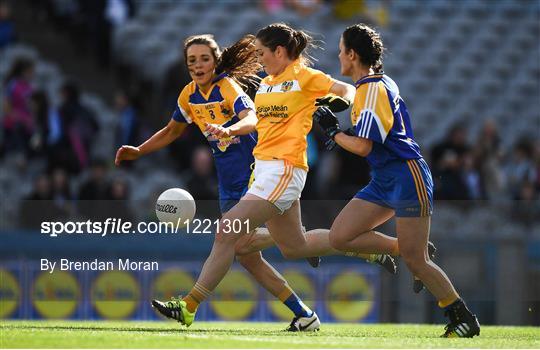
top-left (342, 24), bottom-right (384, 73)
top-left (60, 81), bottom-right (80, 102)
top-left (31, 90), bottom-right (49, 122)
top-left (256, 23), bottom-right (316, 66)
top-left (4, 57), bottom-right (34, 85)
top-left (183, 34), bottom-right (261, 91)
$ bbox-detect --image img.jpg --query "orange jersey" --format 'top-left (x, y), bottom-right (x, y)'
top-left (253, 60), bottom-right (335, 170)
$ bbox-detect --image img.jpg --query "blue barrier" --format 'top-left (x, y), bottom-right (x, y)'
top-left (0, 261), bottom-right (380, 323)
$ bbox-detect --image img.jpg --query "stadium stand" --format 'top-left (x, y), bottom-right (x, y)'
top-left (0, 0), bottom-right (539, 326)
top-left (114, 0), bottom-right (539, 149)
top-left (1, 0), bottom-right (538, 232)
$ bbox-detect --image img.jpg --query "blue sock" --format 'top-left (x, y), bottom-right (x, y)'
top-left (283, 293), bottom-right (313, 318)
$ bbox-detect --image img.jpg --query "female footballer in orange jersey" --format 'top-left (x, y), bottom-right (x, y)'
top-left (167, 23), bottom-right (398, 331)
top-left (312, 24), bottom-right (480, 338)
top-left (115, 34), bottom-right (326, 329)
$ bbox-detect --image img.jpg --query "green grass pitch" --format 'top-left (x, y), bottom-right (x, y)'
top-left (1, 320), bottom-right (539, 348)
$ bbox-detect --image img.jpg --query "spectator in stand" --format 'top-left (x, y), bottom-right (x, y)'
top-left (19, 173), bottom-right (66, 228)
top-left (184, 145), bottom-right (219, 218)
top-left (0, 0), bottom-right (16, 49)
top-left (51, 167), bottom-right (73, 204)
top-left (333, 0), bottom-right (390, 27)
top-left (107, 177), bottom-right (134, 221)
top-left (534, 140), bottom-right (540, 195)
top-left (430, 123), bottom-right (470, 200)
top-left (1, 58), bottom-right (35, 156)
top-left (75, 0), bottom-right (134, 69)
top-left (29, 90), bottom-right (62, 157)
top-left (161, 53), bottom-right (191, 120)
top-left (57, 81), bottom-right (99, 174)
top-left (260, 0), bottom-right (286, 14)
top-left (184, 145), bottom-right (218, 201)
top-left (114, 89), bottom-right (140, 150)
top-left (78, 158), bottom-right (110, 220)
top-left (25, 173), bottom-right (51, 201)
top-left (289, 0), bottom-right (322, 16)
top-left (512, 180), bottom-right (539, 227)
top-left (462, 151), bottom-right (484, 200)
top-left (431, 123), bottom-right (469, 170)
top-left (473, 119), bottom-right (504, 200)
top-left (433, 149), bottom-right (470, 200)
top-left (504, 138), bottom-right (536, 198)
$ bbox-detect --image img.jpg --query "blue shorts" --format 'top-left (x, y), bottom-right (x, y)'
top-left (354, 158), bottom-right (433, 217)
top-left (219, 187), bottom-right (248, 214)
top-left (219, 198), bottom-right (240, 214)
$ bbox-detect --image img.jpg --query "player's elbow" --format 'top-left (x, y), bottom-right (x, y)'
top-left (355, 139), bottom-right (372, 157)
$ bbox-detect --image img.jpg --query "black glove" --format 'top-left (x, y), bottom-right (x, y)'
top-left (325, 139), bottom-right (337, 151)
top-left (313, 106), bottom-right (342, 140)
top-left (344, 127), bottom-right (356, 136)
top-left (324, 128), bottom-right (356, 151)
top-left (315, 95), bottom-right (351, 112)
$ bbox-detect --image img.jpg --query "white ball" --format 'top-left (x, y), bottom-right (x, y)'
top-left (155, 188), bottom-right (196, 228)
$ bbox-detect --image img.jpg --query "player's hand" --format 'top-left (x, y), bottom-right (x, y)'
top-left (205, 123), bottom-right (231, 138)
top-left (315, 95), bottom-right (351, 112)
top-left (325, 139), bottom-right (337, 151)
top-left (313, 106), bottom-right (342, 140)
top-left (115, 145), bottom-right (141, 166)
top-left (323, 128), bottom-right (356, 151)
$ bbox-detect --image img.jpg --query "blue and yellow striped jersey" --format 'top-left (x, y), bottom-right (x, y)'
top-left (351, 74), bottom-right (422, 168)
top-left (171, 73), bottom-right (256, 199)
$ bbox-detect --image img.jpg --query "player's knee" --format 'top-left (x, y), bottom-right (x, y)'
top-left (237, 252), bottom-right (262, 271)
top-left (400, 247), bottom-right (427, 273)
top-left (279, 246), bottom-right (301, 260)
top-left (329, 231), bottom-right (348, 251)
top-left (214, 224), bottom-right (239, 245)
top-left (234, 240), bottom-right (249, 256)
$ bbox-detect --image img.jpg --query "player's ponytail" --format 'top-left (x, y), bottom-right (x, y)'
top-left (342, 24), bottom-right (385, 73)
top-left (256, 23), bottom-right (318, 66)
top-left (292, 30), bottom-right (308, 60)
top-left (216, 34), bottom-right (261, 92)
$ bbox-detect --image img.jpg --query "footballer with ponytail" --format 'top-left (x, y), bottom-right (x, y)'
top-left (117, 32), bottom-right (322, 332)
top-left (312, 23), bottom-right (482, 339)
top-left (183, 34), bottom-right (261, 92)
top-left (177, 22), bottom-right (401, 333)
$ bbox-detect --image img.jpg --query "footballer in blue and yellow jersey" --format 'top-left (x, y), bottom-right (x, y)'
top-left (172, 73), bottom-right (257, 204)
top-left (351, 73), bottom-right (433, 217)
top-left (351, 73), bottom-right (422, 168)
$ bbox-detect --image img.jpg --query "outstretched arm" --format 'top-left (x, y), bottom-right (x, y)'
top-left (115, 119), bottom-right (187, 165)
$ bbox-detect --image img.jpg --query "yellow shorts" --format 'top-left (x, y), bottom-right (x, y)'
top-left (247, 159), bottom-right (307, 213)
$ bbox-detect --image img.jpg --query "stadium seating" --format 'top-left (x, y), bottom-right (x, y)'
top-left (113, 0), bottom-right (539, 149)
top-left (1, 0), bottom-right (538, 238)
top-left (0, 44), bottom-right (182, 227)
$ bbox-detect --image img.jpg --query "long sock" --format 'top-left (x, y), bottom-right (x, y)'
top-left (278, 286), bottom-right (313, 318)
top-left (391, 240), bottom-right (399, 256)
top-left (183, 283), bottom-right (211, 313)
top-left (439, 294), bottom-right (460, 308)
top-left (345, 251), bottom-right (380, 261)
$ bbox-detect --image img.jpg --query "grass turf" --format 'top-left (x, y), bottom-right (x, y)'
top-left (1, 320), bottom-right (539, 348)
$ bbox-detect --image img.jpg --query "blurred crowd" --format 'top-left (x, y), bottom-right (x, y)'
top-left (2, 52), bottom-right (539, 229)
top-left (1, 0), bottom-right (538, 230)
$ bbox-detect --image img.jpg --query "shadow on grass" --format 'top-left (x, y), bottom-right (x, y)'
top-left (0, 324), bottom-right (298, 336)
